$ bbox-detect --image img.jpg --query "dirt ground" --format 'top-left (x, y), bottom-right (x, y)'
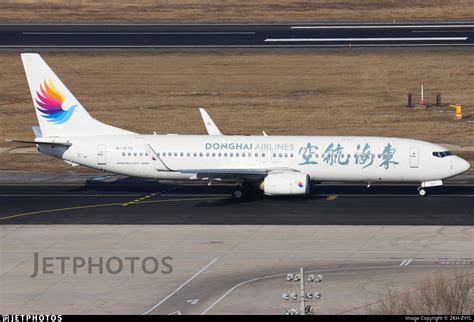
top-left (1, 50), bottom-right (473, 172)
top-left (0, 0), bottom-right (473, 23)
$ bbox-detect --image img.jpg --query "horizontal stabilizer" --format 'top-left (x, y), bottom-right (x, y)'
top-left (7, 139), bottom-right (71, 147)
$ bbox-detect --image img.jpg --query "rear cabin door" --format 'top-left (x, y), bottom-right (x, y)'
top-left (97, 144), bottom-right (107, 165)
top-left (409, 147), bottom-right (419, 168)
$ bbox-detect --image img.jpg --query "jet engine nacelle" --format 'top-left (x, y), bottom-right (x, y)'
top-left (261, 172), bottom-right (310, 195)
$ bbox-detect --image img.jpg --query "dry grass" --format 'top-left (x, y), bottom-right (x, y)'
top-left (1, 50), bottom-right (473, 172)
top-left (0, 0), bottom-right (473, 22)
top-left (367, 271), bottom-right (474, 315)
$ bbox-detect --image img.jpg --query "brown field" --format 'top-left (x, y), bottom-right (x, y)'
top-left (1, 51), bottom-right (473, 173)
top-left (0, 0), bottom-right (473, 22)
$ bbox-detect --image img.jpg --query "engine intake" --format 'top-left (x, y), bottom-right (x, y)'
top-left (261, 172), bottom-right (310, 195)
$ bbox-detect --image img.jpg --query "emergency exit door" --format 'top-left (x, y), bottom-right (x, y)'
top-left (409, 147), bottom-right (419, 168)
top-left (97, 144), bottom-right (107, 165)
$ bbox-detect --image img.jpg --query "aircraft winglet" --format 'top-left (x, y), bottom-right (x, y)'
top-left (199, 108), bottom-right (223, 135)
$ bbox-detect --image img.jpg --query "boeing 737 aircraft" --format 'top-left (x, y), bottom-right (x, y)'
top-left (14, 53), bottom-right (470, 198)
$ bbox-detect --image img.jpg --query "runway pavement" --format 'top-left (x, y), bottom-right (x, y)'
top-left (1, 176), bottom-right (473, 225)
top-left (1, 22), bottom-right (474, 49)
top-left (2, 224), bottom-right (473, 314)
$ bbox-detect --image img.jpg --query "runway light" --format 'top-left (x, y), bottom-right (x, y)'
top-left (286, 273), bottom-right (294, 281)
top-left (282, 293), bottom-right (290, 300)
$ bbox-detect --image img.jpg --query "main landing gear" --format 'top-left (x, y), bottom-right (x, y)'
top-left (232, 189), bottom-right (243, 199)
top-left (232, 183), bottom-right (261, 200)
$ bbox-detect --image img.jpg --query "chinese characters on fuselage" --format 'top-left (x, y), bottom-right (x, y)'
top-left (298, 142), bottom-right (398, 169)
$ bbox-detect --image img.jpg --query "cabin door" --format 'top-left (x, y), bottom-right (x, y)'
top-left (97, 144), bottom-right (107, 165)
top-left (409, 147), bottom-right (419, 168)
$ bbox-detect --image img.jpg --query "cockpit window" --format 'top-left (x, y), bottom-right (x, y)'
top-left (432, 151), bottom-right (453, 158)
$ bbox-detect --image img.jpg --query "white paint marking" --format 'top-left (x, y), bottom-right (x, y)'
top-left (142, 258), bottom-right (218, 315)
top-left (412, 30), bottom-right (474, 33)
top-left (265, 37), bottom-right (468, 42)
top-left (168, 311), bottom-right (181, 315)
top-left (291, 24), bottom-right (474, 29)
top-left (201, 264), bottom-right (439, 315)
top-left (186, 299), bottom-right (200, 305)
top-left (400, 258), bottom-right (413, 266)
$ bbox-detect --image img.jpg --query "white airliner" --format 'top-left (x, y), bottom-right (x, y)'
top-left (14, 53), bottom-right (470, 198)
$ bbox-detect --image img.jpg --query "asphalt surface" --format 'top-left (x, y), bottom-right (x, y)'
top-left (1, 179), bottom-right (473, 225)
top-left (1, 22), bottom-right (474, 48)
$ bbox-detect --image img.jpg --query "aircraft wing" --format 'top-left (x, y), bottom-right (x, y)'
top-left (175, 167), bottom-right (301, 180)
top-left (199, 108), bottom-right (223, 135)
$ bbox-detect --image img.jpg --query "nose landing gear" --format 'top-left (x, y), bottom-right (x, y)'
top-left (417, 180), bottom-right (443, 197)
top-left (418, 187), bottom-right (427, 196)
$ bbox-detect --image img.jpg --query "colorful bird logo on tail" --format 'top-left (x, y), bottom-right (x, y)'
top-left (35, 79), bottom-right (76, 124)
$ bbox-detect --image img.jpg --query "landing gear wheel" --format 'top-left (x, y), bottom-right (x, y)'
top-left (418, 188), bottom-right (427, 196)
top-left (233, 190), bottom-right (243, 199)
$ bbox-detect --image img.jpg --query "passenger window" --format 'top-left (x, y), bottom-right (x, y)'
top-left (174, 152), bottom-right (178, 157)
top-left (273, 153), bottom-right (276, 157)
top-left (122, 152), bottom-right (125, 156)
top-left (128, 152), bottom-right (131, 156)
top-left (290, 153), bottom-right (294, 158)
top-left (255, 153), bottom-right (258, 157)
top-left (242, 152), bottom-right (246, 157)
top-left (168, 152), bottom-right (172, 157)
top-left (212, 152), bottom-right (216, 157)
top-left (193, 152), bottom-right (197, 157)
top-left (262, 153), bottom-right (266, 157)
top-left (133, 152), bottom-right (137, 156)
top-left (187, 152), bottom-right (190, 157)
top-left (139, 152), bottom-right (143, 156)
top-left (279, 153), bottom-right (282, 158)
top-left (236, 152), bottom-right (240, 157)
top-left (180, 152), bottom-right (184, 157)
top-left (224, 153), bottom-right (228, 157)
top-left (230, 152), bottom-right (233, 157)
top-left (284, 153), bottom-right (288, 158)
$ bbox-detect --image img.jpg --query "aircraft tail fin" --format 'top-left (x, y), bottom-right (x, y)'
top-left (21, 53), bottom-right (134, 137)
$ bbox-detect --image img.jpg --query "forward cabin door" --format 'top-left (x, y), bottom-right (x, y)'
top-left (97, 144), bottom-right (107, 165)
top-left (409, 147), bottom-right (419, 168)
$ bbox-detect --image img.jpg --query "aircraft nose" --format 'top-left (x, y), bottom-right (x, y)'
top-left (459, 158), bottom-right (471, 173)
